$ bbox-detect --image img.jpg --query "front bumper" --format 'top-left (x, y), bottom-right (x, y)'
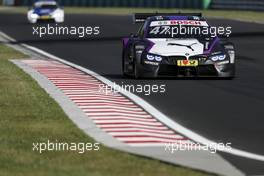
top-left (28, 15), bottom-right (64, 23)
top-left (141, 55), bottom-right (233, 77)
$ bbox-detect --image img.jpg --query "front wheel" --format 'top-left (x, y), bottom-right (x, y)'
top-left (133, 60), bottom-right (141, 79)
top-left (217, 64), bottom-right (236, 78)
top-left (133, 48), bottom-right (144, 79)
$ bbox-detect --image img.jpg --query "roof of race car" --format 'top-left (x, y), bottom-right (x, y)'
top-left (147, 15), bottom-right (205, 21)
top-left (34, 0), bottom-right (57, 7)
top-left (145, 15), bottom-right (208, 27)
top-left (133, 13), bottom-right (203, 23)
top-left (146, 16), bottom-right (209, 27)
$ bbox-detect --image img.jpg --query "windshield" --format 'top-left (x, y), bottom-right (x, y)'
top-left (35, 4), bottom-right (58, 9)
top-left (146, 20), bottom-right (212, 39)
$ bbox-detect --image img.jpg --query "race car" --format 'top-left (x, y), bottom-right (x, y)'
top-left (27, 0), bottom-right (64, 23)
top-left (122, 13), bottom-right (235, 78)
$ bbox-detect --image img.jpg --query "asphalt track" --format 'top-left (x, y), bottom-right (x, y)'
top-left (0, 13), bottom-right (264, 175)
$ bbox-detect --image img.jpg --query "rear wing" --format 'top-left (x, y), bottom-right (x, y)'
top-left (133, 13), bottom-right (203, 23)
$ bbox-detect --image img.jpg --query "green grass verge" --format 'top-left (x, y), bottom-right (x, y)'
top-left (0, 44), bottom-right (210, 176)
top-left (0, 6), bottom-right (264, 23)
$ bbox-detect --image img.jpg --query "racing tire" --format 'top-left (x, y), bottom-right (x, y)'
top-left (122, 49), bottom-right (126, 77)
top-left (218, 64), bottom-right (236, 79)
top-left (133, 58), bottom-right (141, 79)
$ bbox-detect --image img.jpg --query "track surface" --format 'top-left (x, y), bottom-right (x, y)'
top-left (1, 13), bottom-right (264, 175)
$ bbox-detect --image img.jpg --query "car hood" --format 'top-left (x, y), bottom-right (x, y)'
top-left (33, 8), bottom-right (56, 15)
top-left (147, 38), bottom-right (204, 57)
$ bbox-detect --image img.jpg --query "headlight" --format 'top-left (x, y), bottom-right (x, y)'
top-left (146, 54), bottom-right (162, 62)
top-left (30, 13), bottom-right (38, 18)
top-left (52, 12), bottom-right (63, 18)
top-left (146, 54), bottom-right (154, 61)
top-left (210, 54), bottom-right (226, 62)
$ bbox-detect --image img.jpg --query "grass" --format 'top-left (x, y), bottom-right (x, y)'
top-left (0, 6), bottom-right (263, 23)
top-left (0, 44), bottom-right (210, 176)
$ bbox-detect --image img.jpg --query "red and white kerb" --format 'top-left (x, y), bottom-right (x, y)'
top-left (22, 59), bottom-right (192, 147)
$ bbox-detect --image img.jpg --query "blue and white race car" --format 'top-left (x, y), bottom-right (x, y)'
top-left (27, 0), bottom-right (64, 23)
top-left (122, 13), bottom-right (235, 78)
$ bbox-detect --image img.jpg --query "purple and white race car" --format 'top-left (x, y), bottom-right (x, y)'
top-left (122, 13), bottom-right (235, 78)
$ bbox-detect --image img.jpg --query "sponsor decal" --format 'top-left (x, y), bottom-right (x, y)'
top-left (150, 20), bottom-right (209, 27)
top-left (171, 20), bottom-right (201, 25)
top-left (144, 61), bottom-right (159, 66)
